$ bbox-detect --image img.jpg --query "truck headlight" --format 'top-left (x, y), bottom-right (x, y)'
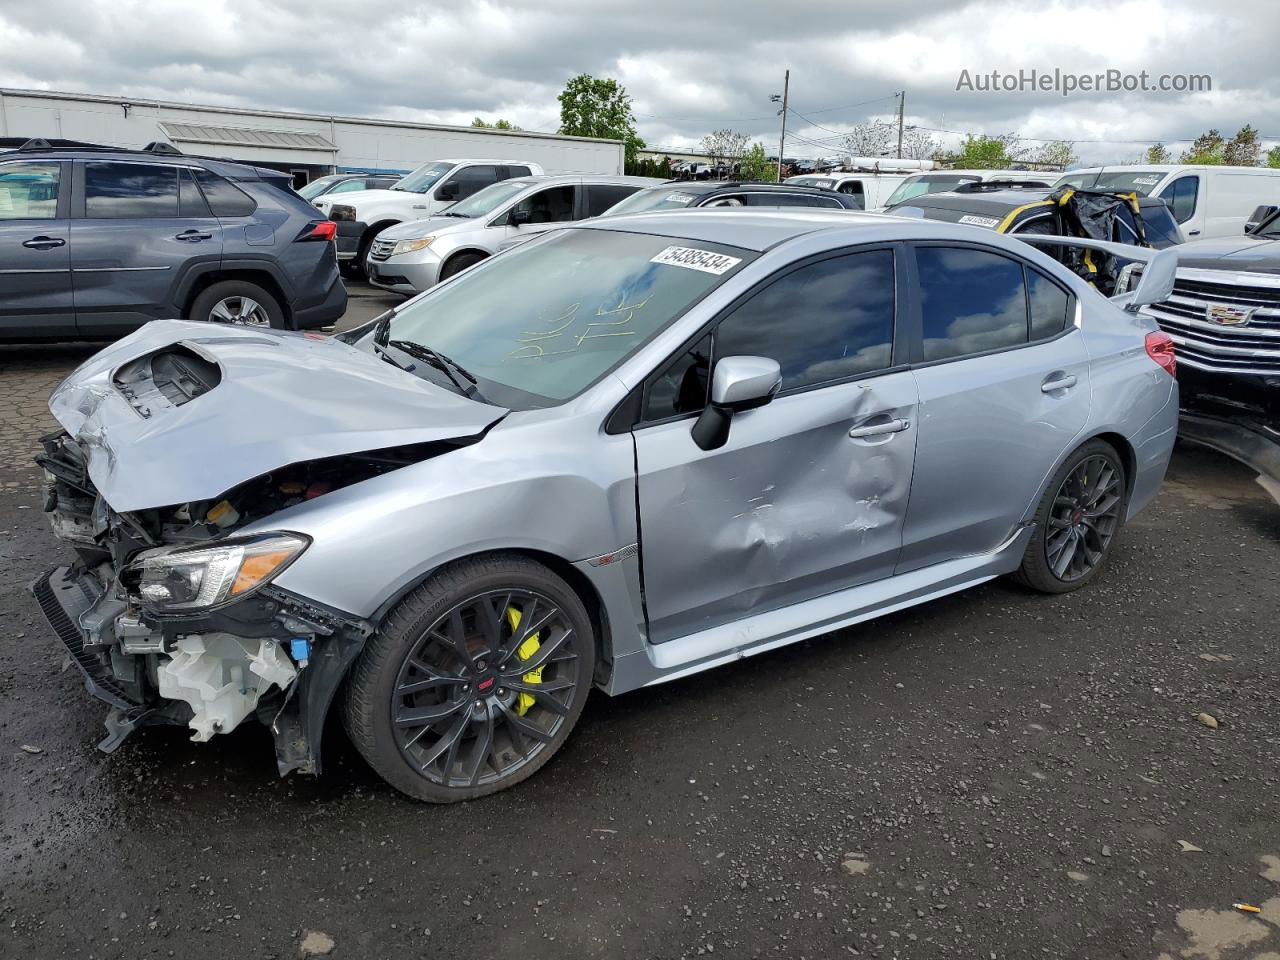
top-left (129, 534), bottom-right (309, 613)
top-left (392, 236), bottom-right (434, 256)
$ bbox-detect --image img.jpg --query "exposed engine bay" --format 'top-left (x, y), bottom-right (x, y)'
top-left (33, 426), bottom-right (456, 772)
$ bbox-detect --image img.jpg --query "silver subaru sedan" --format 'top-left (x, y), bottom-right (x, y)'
top-left (33, 211), bottom-right (1179, 802)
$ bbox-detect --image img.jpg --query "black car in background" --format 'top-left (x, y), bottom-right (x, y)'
top-left (1135, 208), bottom-right (1280, 486)
top-left (0, 139), bottom-right (346, 342)
top-left (601, 180), bottom-right (871, 213)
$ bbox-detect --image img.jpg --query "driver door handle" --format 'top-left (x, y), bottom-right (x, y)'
top-left (23, 235), bottom-right (65, 249)
top-left (175, 230), bottom-right (213, 242)
top-left (849, 418), bottom-right (911, 439)
top-left (1041, 375), bottom-right (1077, 393)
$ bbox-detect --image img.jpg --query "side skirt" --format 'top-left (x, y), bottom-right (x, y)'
top-left (606, 524), bottom-right (1034, 694)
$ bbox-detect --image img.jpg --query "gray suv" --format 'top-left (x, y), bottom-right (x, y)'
top-left (0, 140), bottom-right (346, 341)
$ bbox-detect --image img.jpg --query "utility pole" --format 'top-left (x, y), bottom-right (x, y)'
top-left (896, 90), bottom-right (905, 159)
top-left (773, 70), bottom-right (790, 182)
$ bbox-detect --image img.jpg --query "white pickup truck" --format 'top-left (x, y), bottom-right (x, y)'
top-left (311, 158), bottom-right (544, 274)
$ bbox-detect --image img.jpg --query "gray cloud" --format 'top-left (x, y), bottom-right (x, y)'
top-left (1, 0), bottom-right (1276, 164)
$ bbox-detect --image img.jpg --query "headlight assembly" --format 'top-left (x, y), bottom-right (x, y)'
top-left (129, 533), bottom-right (309, 613)
top-left (391, 236), bottom-right (434, 256)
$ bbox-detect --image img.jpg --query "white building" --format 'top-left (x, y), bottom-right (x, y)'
top-left (0, 88), bottom-right (624, 187)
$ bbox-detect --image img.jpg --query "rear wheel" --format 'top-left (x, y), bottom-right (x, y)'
top-left (1013, 439), bottom-right (1127, 593)
top-left (188, 280), bottom-right (284, 328)
top-left (440, 251), bottom-right (486, 281)
top-left (343, 554), bottom-right (595, 802)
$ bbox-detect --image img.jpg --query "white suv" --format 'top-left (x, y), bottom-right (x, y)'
top-left (312, 158), bottom-right (544, 274)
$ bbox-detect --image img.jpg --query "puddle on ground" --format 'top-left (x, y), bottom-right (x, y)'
top-left (1155, 856), bottom-right (1280, 960)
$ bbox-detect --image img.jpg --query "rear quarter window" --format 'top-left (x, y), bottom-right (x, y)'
top-left (193, 169), bottom-right (258, 217)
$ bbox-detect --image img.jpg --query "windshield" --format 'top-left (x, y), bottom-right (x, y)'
top-left (603, 186), bottom-right (710, 216)
top-left (442, 179), bottom-right (534, 218)
top-left (1054, 172), bottom-right (1098, 190)
top-left (374, 228), bottom-right (753, 407)
top-left (1090, 170), bottom-right (1166, 196)
top-left (884, 174), bottom-right (978, 207)
top-left (297, 177), bottom-right (340, 200)
top-left (393, 161), bottom-right (454, 194)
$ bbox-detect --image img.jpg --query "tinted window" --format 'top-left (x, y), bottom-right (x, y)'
top-left (1161, 176), bottom-right (1198, 223)
top-left (1027, 268), bottom-right (1071, 339)
top-left (512, 185), bottom-right (575, 223)
top-left (444, 165), bottom-right (500, 200)
top-left (85, 162), bottom-right (178, 218)
top-left (330, 179), bottom-right (366, 194)
top-left (745, 192), bottom-right (835, 208)
top-left (714, 249), bottom-right (896, 392)
top-left (0, 161), bottom-right (59, 220)
top-left (178, 169), bottom-right (212, 217)
top-left (1139, 204), bottom-right (1182, 247)
top-left (506, 165), bottom-right (533, 179)
top-left (644, 333), bottom-right (712, 421)
top-left (586, 184), bottom-right (639, 218)
top-left (193, 169), bottom-right (257, 217)
top-left (917, 247), bottom-right (1028, 361)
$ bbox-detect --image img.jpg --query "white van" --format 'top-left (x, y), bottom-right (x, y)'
top-left (783, 172), bottom-right (909, 210)
top-left (1054, 165), bottom-right (1280, 239)
top-left (881, 169), bottom-right (1053, 210)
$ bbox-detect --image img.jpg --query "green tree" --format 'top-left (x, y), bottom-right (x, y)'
top-left (738, 143), bottom-right (772, 181)
top-left (1145, 143), bottom-right (1172, 164)
top-left (1224, 124), bottom-right (1261, 166)
top-left (1180, 129), bottom-right (1225, 164)
top-left (1268, 146), bottom-right (1280, 169)
top-left (1029, 140), bottom-right (1079, 170)
top-left (557, 73), bottom-right (645, 164)
top-left (471, 117), bottom-right (519, 130)
top-left (941, 134), bottom-right (1023, 169)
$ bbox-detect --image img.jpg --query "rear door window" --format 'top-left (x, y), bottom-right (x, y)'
top-left (84, 162), bottom-right (179, 218)
top-left (915, 246), bottom-right (1029, 361)
top-left (511, 185), bottom-right (576, 224)
top-left (586, 184), bottom-right (640, 217)
top-left (446, 165), bottom-right (501, 200)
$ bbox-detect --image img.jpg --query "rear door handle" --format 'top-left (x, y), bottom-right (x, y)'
top-left (849, 418), bottom-right (911, 439)
top-left (22, 236), bottom-right (65, 249)
top-left (1041, 375), bottom-right (1078, 393)
top-left (1187, 229), bottom-right (1201, 236)
top-left (175, 230), bottom-right (213, 242)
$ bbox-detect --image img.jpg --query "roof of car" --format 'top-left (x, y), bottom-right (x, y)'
top-left (505, 173), bottom-right (664, 187)
top-left (0, 142), bottom-right (276, 179)
top-left (573, 209), bottom-right (915, 251)
top-left (900, 187), bottom-right (1173, 214)
top-left (657, 180), bottom-right (850, 195)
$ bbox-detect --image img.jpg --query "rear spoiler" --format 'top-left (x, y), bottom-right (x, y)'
top-left (1015, 235), bottom-right (1176, 309)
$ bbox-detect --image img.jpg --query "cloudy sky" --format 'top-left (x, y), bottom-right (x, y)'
top-left (1, 0), bottom-right (1277, 165)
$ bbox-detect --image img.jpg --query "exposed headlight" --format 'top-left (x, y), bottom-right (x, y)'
top-left (391, 236), bottom-right (434, 256)
top-left (1115, 262), bottom-right (1144, 295)
top-left (328, 204), bottom-right (355, 222)
top-left (129, 533), bottom-right (309, 613)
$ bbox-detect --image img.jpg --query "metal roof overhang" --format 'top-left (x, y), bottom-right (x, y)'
top-left (159, 121), bottom-right (337, 165)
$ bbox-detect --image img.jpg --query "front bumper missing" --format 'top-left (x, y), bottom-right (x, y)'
top-left (31, 565), bottom-right (372, 776)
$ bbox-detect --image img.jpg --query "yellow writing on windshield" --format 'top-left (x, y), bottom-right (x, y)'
top-left (509, 295), bottom-right (652, 360)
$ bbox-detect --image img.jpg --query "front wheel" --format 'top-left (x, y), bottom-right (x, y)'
top-left (1013, 439), bottom-right (1127, 594)
top-left (439, 251), bottom-right (486, 281)
top-left (343, 554), bottom-right (595, 802)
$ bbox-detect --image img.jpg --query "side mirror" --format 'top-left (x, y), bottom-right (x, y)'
top-left (437, 181), bottom-right (459, 201)
top-left (1245, 204), bottom-right (1278, 235)
top-left (691, 356), bottom-right (782, 451)
top-left (1125, 248), bottom-right (1178, 311)
top-left (508, 208), bottom-right (532, 227)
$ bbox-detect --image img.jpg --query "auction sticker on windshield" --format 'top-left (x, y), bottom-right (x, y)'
top-left (959, 214), bottom-right (1000, 228)
top-left (664, 192), bottom-right (696, 205)
top-left (651, 246), bottom-right (743, 275)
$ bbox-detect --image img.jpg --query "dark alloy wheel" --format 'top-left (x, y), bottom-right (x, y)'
top-left (1044, 454), bottom-right (1123, 582)
top-left (344, 555), bottom-right (594, 802)
top-left (1013, 439), bottom-right (1127, 594)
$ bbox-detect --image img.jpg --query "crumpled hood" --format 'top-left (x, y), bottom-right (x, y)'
top-left (1175, 236), bottom-right (1280, 273)
top-left (49, 319), bottom-right (506, 512)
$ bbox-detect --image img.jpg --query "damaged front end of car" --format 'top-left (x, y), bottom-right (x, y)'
top-left (30, 319), bottom-right (507, 774)
top-left (32, 429), bottom-right (385, 774)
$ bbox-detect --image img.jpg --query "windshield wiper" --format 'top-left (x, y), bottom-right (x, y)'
top-left (436, 211), bottom-right (471, 217)
top-left (387, 339), bottom-right (481, 398)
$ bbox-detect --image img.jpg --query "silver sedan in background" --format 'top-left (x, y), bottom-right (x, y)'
top-left (365, 174), bottom-right (661, 294)
top-left (34, 211), bottom-right (1179, 802)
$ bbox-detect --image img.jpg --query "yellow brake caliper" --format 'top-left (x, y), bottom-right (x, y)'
top-left (505, 606), bottom-right (543, 716)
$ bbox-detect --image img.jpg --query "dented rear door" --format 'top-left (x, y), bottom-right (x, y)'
top-left (632, 246), bottom-right (918, 645)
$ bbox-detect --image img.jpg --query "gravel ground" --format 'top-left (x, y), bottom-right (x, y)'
top-left (1, 296), bottom-right (1278, 959)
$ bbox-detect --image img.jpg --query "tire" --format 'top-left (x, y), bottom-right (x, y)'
top-left (440, 251), bottom-right (486, 281)
top-left (188, 280), bottom-right (285, 328)
top-left (343, 554), bottom-right (596, 803)
top-left (1012, 439), bottom-right (1128, 594)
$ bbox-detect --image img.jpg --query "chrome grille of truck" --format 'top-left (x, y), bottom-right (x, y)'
top-left (1143, 268), bottom-right (1280, 375)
